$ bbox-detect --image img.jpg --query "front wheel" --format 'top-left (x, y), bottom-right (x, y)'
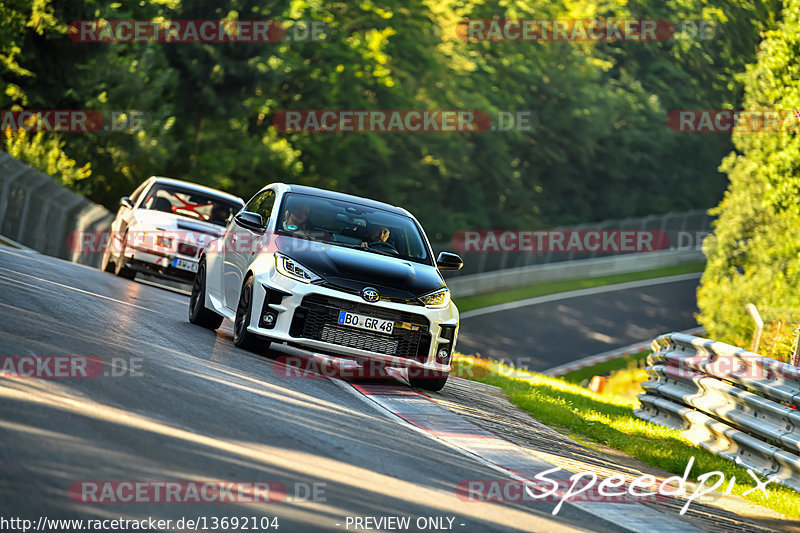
top-left (409, 370), bottom-right (449, 392)
top-left (113, 233), bottom-right (136, 279)
top-left (100, 242), bottom-right (115, 273)
top-left (234, 276), bottom-right (269, 353)
top-left (189, 257), bottom-right (223, 330)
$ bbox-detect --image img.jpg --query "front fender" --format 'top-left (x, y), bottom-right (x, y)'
top-left (203, 239), bottom-right (225, 300)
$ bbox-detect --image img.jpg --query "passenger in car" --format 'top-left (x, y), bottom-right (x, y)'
top-left (151, 196), bottom-right (174, 213)
top-left (209, 204), bottom-right (230, 225)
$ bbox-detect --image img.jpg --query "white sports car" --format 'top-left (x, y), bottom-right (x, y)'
top-left (188, 183), bottom-right (463, 391)
top-left (102, 176), bottom-right (245, 282)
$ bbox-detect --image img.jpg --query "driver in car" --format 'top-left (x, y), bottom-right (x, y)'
top-left (282, 202), bottom-right (312, 235)
top-left (370, 225), bottom-right (390, 243)
top-left (362, 224), bottom-right (391, 247)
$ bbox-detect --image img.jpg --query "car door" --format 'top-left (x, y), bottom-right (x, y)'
top-left (223, 189), bottom-right (275, 309)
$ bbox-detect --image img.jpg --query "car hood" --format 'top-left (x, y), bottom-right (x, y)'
top-left (277, 236), bottom-right (444, 300)
top-left (133, 209), bottom-right (224, 237)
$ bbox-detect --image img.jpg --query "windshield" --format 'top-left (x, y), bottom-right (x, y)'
top-left (277, 193), bottom-right (433, 265)
top-left (141, 184), bottom-right (243, 226)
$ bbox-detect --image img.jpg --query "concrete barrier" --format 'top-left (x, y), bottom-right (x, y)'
top-left (0, 151), bottom-right (113, 267)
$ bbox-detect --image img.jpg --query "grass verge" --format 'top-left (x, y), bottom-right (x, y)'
top-left (452, 262), bottom-right (704, 313)
top-left (452, 354), bottom-right (800, 519)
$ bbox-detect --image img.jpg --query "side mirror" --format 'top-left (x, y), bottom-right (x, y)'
top-left (436, 251), bottom-right (463, 271)
top-left (234, 211), bottom-right (266, 233)
top-left (120, 197), bottom-right (134, 209)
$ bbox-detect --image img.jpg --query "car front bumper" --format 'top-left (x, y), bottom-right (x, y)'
top-left (124, 245), bottom-right (199, 282)
top-left (246, 270), bottom-right (459, 375)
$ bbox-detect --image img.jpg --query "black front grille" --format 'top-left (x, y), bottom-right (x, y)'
top-left (290, 294), bottom-right (430, 359)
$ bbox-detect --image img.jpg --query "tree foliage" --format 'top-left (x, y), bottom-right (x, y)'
top-left (0, 0), bottom-right (776, 240)
top-left (698, 0), bottom-right (800, 350)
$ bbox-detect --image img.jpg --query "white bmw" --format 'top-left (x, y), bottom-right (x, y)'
top-left (188, 183), bottom-right (464, 391)
top-left (102, 176), bottom-right (245, 282)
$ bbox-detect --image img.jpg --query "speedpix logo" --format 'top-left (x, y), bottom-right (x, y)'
top-left (457, 458), bottom-right (777, 516)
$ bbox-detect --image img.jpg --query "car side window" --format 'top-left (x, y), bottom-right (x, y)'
top-left (257, 190), bottom-right (276, 223)
top-left (245, 191), bottom-right (267, 214)
top-left (244, 190), bottom-right (275, 226)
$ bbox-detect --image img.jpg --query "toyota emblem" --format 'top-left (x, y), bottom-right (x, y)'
top-left (361, 287), bottom-right (380, 302)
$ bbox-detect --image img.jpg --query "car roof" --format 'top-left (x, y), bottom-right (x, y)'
top-left (148, 176), bottom-right (244, 205)
top-left (275, 183), bottom-right (412, 217)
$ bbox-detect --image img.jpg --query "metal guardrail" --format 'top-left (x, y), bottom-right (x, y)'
top-left (434, 209), bottom-right (713, 278)
top-left (0, 151), bottom-right (113, 267)
top-left (446, 249), bottom-right (704, 298)
top-left (635, 332), bottom-right (800, 492)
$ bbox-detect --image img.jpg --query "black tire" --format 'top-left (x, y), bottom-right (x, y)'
top-left (114, 233), bottom-right (137, 279)
top-left (234, 276), bottom-right (269, 353)
top-left (409, 370), bottom-right (449, 392)
top-left (189, 257), bottom-right (224, 330)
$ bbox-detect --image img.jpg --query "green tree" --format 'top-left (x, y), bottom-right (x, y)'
top-left (697, 0), bottom-right (800, 350)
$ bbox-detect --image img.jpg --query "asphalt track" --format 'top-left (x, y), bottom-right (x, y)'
top-left (0, 245), bottom-right (630, 533)
top-left (456, 274), bottom-right (701, 372)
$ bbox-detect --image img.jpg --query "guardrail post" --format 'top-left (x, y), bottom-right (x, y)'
top-left (746, 303), bottom-right (764, 353)
top-left (791, 327), bottom-right (800, 367)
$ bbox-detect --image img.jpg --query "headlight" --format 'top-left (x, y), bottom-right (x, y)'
top-left (132, 226), bottom-right (171, 249)
top-left (275, 253), bottom-right (320, 283)
top-left (418, 288), bottom-right (450, 308)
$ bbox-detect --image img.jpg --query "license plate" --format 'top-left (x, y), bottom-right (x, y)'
top-left (173, 258), bottom-right (198, 272)
top-left (337, 311), bottom-right (394, 335)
